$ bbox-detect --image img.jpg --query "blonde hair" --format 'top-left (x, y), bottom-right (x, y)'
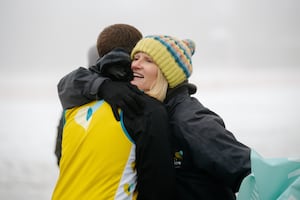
top-left (145, 69), bottom-right (169, 102)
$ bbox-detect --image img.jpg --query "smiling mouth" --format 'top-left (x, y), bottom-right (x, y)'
top-left (133, 72), bottom-right (144, 78)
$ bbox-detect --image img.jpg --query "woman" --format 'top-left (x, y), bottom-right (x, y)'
top-left (57, 34), bottom-right (300, 199)
top-left (129, 35), bottom-right (251, 200)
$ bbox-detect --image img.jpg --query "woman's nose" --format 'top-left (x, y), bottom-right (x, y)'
top-left (131, 59), bottom-right (141, 69)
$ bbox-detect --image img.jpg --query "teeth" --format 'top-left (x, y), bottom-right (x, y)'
top-left (133, 72), bottom-right (144, 78)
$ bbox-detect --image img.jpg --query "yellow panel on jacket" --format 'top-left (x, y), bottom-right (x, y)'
top-left (52, 100), bottom-right (137, 200)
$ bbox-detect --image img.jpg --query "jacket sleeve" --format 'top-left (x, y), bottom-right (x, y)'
top-left (57, 67), bottom-right (108, 109)
top-left (196, 118), bottom-right (251, 192)
top-left (130, 102), bottom-right (175, 200)
top-left (177, 99), bottom-right (251, 192)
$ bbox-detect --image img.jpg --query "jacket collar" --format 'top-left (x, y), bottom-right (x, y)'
top-left (164, 82), bottom-right (197, 103)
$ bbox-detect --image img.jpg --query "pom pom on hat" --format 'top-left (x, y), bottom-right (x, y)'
top-left (131, 35), bottom-right (195, 88)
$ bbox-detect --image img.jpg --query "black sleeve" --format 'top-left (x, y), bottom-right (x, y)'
top-left (180, 107), bottom-right (251, 192)
top-left (57, 67), bottom-right (108, 109)
top-left (126, 101), bottom-right (175, 200)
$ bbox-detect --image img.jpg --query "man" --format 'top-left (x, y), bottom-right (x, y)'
top-left (52, 24), bottom-right (175, 200)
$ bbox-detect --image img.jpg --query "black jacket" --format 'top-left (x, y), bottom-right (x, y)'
top-left (165, 83), bottom-right (251, 200)
top-left (123, 94), bottom-right (175, 200)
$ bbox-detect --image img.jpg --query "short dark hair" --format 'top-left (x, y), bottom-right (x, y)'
top-left (96, 24), bottom-right (143, 57)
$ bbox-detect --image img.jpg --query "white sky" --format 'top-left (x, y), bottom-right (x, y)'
top-left (0, 0), bottom-right (299, 75)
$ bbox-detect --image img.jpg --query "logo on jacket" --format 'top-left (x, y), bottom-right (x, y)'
top-left (174, 150), bottom-right (183, 168)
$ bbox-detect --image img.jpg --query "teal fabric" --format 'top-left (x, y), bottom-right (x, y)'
top-left (237, 150), bottom-right (300, 200)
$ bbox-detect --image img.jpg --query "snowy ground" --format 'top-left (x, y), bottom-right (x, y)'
top-left (0, 67), bottom-right (299, 199)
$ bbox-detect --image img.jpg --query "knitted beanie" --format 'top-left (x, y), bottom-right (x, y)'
top-left (131, 35), bottom-right (195, 88)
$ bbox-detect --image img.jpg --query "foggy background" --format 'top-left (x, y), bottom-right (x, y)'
top-left (0, 0), bottom-right (299, 199)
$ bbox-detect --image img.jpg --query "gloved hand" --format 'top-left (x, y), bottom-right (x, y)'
top-left (99, 80), bottom-right (145, 121)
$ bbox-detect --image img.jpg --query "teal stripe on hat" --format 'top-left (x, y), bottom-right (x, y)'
top-left (147, 35), bottom-right (191, 78)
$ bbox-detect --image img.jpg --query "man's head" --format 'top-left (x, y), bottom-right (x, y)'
top-left (97, 24), bottom-right (143, 57)
top-left (91, 24), bottom-right (142, 81)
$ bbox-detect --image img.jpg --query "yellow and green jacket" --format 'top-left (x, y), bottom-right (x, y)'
top-left (52, 96), bottom-right (175, 200)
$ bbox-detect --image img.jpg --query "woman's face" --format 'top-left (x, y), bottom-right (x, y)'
top-left (131, 52), bottom-right (158, 92)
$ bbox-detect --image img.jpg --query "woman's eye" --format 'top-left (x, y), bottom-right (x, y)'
top-left (146, 58), bottom-right (153, 63)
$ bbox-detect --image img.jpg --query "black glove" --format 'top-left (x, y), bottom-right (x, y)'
top-left (91, 48), bottom-right (133, 81)
top-left (99, 80), bottom-right (145, 121)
